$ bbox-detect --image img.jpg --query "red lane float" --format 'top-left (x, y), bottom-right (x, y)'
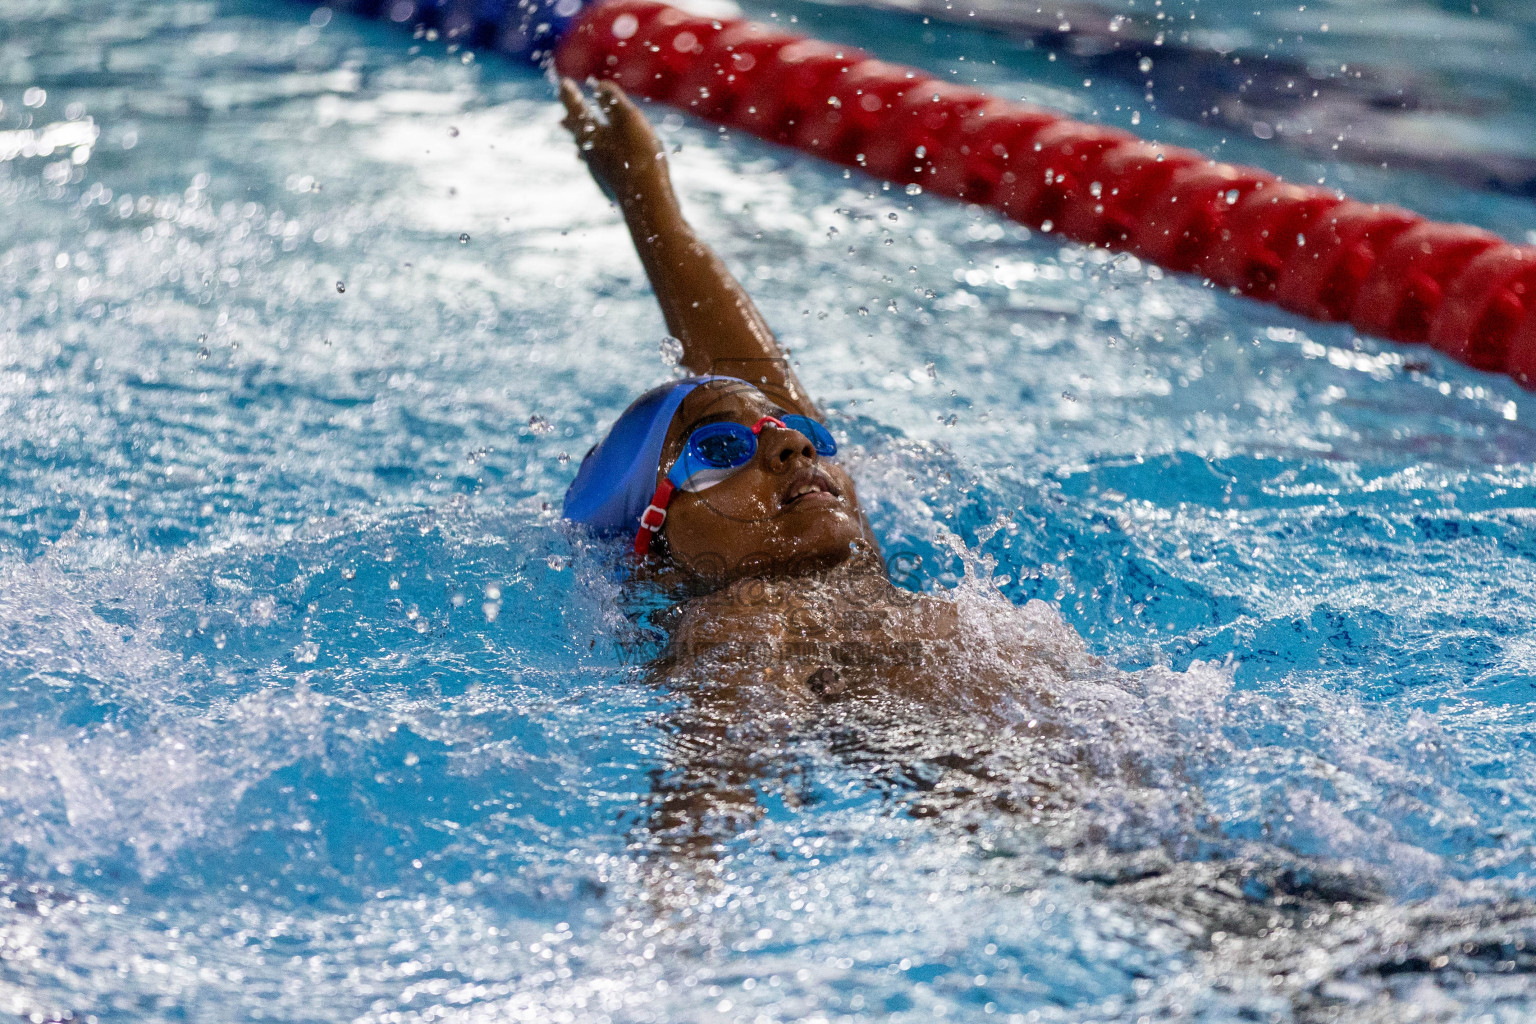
top-left (554, 0), bottom-right (1536, 389)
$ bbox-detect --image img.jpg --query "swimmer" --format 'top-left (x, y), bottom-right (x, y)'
top-left (558, 79), bottom-right (1092, 731)
top-left (553, 82), bottom-right (1319, 887)
top-left (554, 83), bottom-right (1531, 986)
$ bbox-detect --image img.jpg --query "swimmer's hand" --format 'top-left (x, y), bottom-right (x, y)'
top-left (558, 78), bottom-right (667, 207)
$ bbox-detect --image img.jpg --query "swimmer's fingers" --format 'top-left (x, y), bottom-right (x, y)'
top-left (593, 80), bottom-right (644, 131)
top-left (557, 77), bottom-right (585, 121)
top-left (558, 77), bottom-right (598, 139)
top-left (593, 80), bottom-right (626, 116)
top-left (592, 80), bottom-right (664, 161)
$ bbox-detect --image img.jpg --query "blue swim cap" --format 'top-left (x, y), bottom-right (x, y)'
top-left (563, 375), bottom-right (740, 535)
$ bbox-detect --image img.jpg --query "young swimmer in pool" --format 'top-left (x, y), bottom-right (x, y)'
top-left (558, 79), bottom-right (1086, 712)
top-left (555, 88), bottom-right (1430, 946)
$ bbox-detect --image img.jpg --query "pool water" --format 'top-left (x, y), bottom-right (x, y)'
top-left (3, 0), bottom-right (1536, 1021)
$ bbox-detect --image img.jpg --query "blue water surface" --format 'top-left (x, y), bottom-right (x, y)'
top-left (3, 0), bottom-right (1536, 1021)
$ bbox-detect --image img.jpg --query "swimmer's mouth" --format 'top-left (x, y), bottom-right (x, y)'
top-left (782, 467), bottom-right (839, 507)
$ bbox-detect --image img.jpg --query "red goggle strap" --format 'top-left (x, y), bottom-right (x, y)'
top-left (633, 418), bottom-right (781, 558)
top-left (632, 478), bottom-right (676, 558)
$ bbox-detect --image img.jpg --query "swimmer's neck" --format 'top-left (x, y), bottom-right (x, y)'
top-left (671, 546), bottom-right (894, 606)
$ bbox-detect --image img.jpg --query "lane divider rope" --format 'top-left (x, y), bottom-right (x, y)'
top-left (323, 0), bottom-right (1536, 389)
top-left (553, 0), bottom-right (1536, 388)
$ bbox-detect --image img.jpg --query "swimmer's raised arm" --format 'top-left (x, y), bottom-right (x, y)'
top-left (558, 79), bottom-right (818, 417)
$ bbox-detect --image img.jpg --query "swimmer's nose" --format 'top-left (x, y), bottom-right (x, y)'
top-left (782, 439), bottom-right (815, 463)
top-left (764, 425), bottom-right (816, 469)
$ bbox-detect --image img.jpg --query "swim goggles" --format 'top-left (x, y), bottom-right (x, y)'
top-left (633, 414), bottom-right (837, 556)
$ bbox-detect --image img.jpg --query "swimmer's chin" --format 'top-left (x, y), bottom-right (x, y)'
top-left (661, 517), bottom-right (869, 586)
top-left (778, 516), bottom-right (875, 575)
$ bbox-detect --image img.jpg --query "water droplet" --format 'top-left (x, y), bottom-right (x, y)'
top-left (404, 752), bottom-right (420, 766)
top-left (482, 601), bottom-right (501, 622)
top-left (484, 584), bottom-right (502, 601)
top-left (1061, 390), bottom-right (1077, 402)
top-left (659, 335), bottom-right (685, 366)
top-left (341, 566), bottom-right (356, 580)
top-left (459, 233), bottom-right (470, 244)
top-left (905, 183), bottom-right (922, 196)
top-left (887, 211), bottom-right (899, 221)
top-left (1040, 219), bottom-right (1054, 233)
top-left (448, 126), bottom-right (460, 137)
top-left (611, 12), bottom-right (639, 38)
top-left (528, 414), bottom-right (554, 435)
top-left (1225, 188), bottom-right (1241, 205)
top-left (857, 306), bottom-right (870, 316)
top-left (335, 281), bottom-right (346, 293)
top-left (547, 555), bottom-right (568, 571)
top-left (388, 576), bottom-right (400, 590)
top-left (557, 451), bottom-right (571, 464)
top-left (293, 641), bottom-right (319, 664)
top-left (1139, 56), bottom-right (1154, 73)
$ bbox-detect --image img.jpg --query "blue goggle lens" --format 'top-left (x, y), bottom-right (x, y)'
top-left (688, 422), bottom-right (757, 468)
top-left (781, 414), bottom-right (837, 457)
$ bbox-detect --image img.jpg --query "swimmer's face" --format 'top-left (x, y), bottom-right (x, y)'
top-left (655, 381), bottom-right (871, 581)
